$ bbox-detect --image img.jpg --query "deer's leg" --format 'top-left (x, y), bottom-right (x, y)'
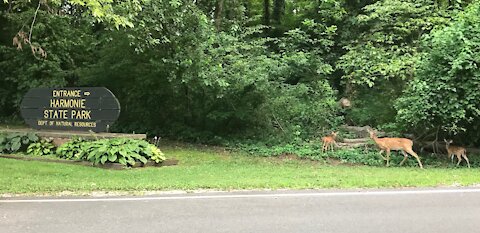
top-left (451, 154), bottom-right (454, 164)
top-left (333, 141), bottom-right (338, 150)
top-left (406, 149), bottom-right (424, 169)
top-left (463, 153), bottom-right (470, 168)
top-left (386, 149), bottom-right (391, 167)
top-left (322, 142), bottom-right (326, 153)
top-left (456, 154), bottom-right (462, 166)
top-left (399, 150), bottom-right (408, 166)
top-left (378, 150), bottom-right (386, 160)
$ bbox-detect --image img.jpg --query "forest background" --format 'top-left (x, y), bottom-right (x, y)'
top-left (1, 0), bottom-right (480, 148)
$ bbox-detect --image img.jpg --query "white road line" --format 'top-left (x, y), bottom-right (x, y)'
top-left (1, 189), bottom-right (480, 203)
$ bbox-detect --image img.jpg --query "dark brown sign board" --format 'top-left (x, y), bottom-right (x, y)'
top-left (20, 87), bottom-right (120, 132)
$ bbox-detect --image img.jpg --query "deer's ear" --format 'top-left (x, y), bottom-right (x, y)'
top-left (444, 139), bottom-right (447, 142)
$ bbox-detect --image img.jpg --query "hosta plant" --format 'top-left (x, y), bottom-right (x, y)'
top-left (0, 133), bottom-right (39, 154)
top-left (27, 139), bottom-right (55, 156)
top-left (56, 137), bottom-right (86, 160)
top-left (73, 138), bottom-right (166, 166)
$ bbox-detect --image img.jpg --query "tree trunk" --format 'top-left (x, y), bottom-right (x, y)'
top-left (214, 0), bottom-right (224, 30)
top-left (263, 0), bottom-right (270, 26)
top-left (272, 0), bottom-right (285, 23)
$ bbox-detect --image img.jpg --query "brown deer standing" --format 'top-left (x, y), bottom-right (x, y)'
top-left (322, 131), bottom-right (338, 153)
top-left (444, 139), bottom-right (470, 168)
top-left (368, 129), bottom-right (423, 169)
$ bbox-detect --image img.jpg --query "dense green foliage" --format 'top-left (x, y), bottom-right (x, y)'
top-left (54, 137), bottom-right (166, 165)
top-left (0, 132), bottom-right (39, 153)
top-left (26, 138), bottom-right (55, 156)
top-left (396, 2), bottom-right (480, 145)
top-left (0, 8), bottom-right (94, 114)
top-left (1, 0), bottom-right (480, 147)
top-left (237, 142), bottom-right (384, 166)
top-left (55, 137), bottom-right (86, 160)
top-left (4, 133), bottom-right (168, 166)
top-left (70, 138), bottom-right (166, 166)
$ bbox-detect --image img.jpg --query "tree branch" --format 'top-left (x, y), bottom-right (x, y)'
top-left (29, 0), bottom-right (42, 43)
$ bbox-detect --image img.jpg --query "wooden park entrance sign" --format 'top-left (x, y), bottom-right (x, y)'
top-left (20, 87), bottom-right (120, 132)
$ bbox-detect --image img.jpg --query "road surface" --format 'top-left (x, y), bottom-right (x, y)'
top-left (1, 188), bottom-right (480, 233)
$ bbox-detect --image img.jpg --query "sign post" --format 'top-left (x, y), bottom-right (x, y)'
top-left (20, 87), bottom-right (120, 132)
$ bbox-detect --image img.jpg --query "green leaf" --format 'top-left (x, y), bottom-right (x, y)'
top-left (130, 153), bottom-right (142, 159)
top-left (22, 138), bottom-right (30, 144)
top-left (11, 141), bottom-right (21, 152)
top-left (118, 156), bottom-right (127, 165)
top-left (27, 133), bottom-right (39, 142)
top-left (138, 156), bottom-right (147, 164)
top-left (127, 158), bottom-right (136, 166)
top-left (100, 155), bottom-right (108, 164)
top-left (119, 150), bottom-right (128, 157)
top-left (27, 146), bottom-right (33, 154)
top-left (95, 151), bottom-right (104, 159)
top-left (108, 153), bottom-right (117, 162)
top-left (87, 151), bottom-right (96, 161)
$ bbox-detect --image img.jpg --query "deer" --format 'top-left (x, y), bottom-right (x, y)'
top-left (444, 139), bottom-right (470, 168)
top-left (367, 129), bottom-right (423, 169)
top-left (322, 131), bottom-right (338, 153)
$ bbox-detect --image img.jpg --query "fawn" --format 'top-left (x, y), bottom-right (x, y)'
top-left (368, 129), bottom-right (423, 169)
top-left (322, 131), bottom-right (338, 153)
top-left (444, 139), bottom-right (470, 168)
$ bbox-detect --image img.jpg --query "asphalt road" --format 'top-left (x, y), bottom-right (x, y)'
top-left (1, 189), bottom-right (480, 233)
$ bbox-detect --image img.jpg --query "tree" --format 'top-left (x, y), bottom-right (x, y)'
top-left (336, 0), bottom-right (450, 126)
top-left (2, 0), bottom-right (144, 28)
top-left (396, 1), bottom-right (480, 145)
top-left (0, 8), bottom-right (94, 117)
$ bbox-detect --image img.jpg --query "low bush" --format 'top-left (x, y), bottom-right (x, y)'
top-left (56, 138), bottom-right (166, 166)
top-left (56, 137), bottom-right (85, 160)
top-left (236, 141), bottom-right (414, 167)
top-left (0, 132), bottom-right (39, 154)
top-left (313, 149), bottom-right (384, 166)
top-left (27, 139), bottom-right (55, 156)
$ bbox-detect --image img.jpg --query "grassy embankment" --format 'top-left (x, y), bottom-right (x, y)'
top-left (1, 142), bottom-right (480, 195)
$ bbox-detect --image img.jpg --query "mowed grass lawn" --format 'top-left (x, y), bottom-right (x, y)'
top-left (1, 142), bottom-right (480, 195)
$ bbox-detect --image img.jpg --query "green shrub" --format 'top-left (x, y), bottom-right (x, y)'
top-left (396, 2), bottom-right (480, 145)
top-left (27, 139), bottom-right (55, 156)
top-left (319, 149), bottom-right (384, 166)
top-left (56, 137), bottom-right (85, 160)
top-left (55, 138), bottom-right (166, 166)
top-left (148, 144), bottom-right (167, 163)
top-left (0, 133), bottom-right (39, 154)
top-left (237, 141), bottom-right (404, 167)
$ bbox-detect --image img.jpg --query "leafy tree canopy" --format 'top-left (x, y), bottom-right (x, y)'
top-left (396, 1), bottom-right (480, 144)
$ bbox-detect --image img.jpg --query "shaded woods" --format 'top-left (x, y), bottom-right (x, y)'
top-left (1, 0), bottom-right (480, 147)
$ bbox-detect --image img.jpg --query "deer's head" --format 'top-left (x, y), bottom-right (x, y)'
top-left (444, 139), bottom-right (453, 146)
top-left (367, 129), bottom-right (376, 139)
